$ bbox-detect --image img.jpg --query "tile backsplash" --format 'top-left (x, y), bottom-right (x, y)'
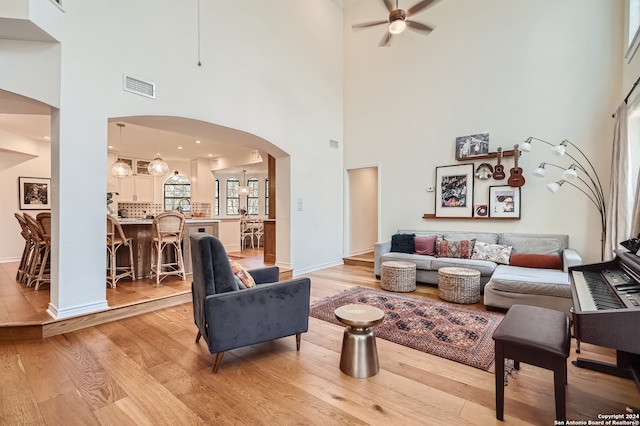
top-left (116, 202), bottom-right (211, 218)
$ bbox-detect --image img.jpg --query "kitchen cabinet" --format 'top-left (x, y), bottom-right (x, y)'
top-left (118, 175), bottom-right (155, 202)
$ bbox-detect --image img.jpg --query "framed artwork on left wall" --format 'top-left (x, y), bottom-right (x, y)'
top-left (435, 163), bottom-right (474, 218)
top-left (19, 177), bottom-right (51, 210)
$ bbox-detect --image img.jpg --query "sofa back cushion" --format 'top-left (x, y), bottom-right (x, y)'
top-left (499, 233), bottom-right (567, 256)
top-left (443, 232), bottom-right (499, 244)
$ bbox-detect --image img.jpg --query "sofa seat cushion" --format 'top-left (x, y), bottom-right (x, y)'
top-left (381, 252), bottom-right (434, 270)
top-left (431, 258), bottom-right (497, 276)
top-left (489, 265), bottom-right (571, 298)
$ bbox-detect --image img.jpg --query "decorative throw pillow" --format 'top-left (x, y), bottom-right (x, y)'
top-left (229, 259), bottom-right (256, 288)
top-left (414, 235), bottom-right (437, 255)
top-left (391, 233), bottom-right (415, 254)
top-left (510, 254), bottom-right (562, 270)
top-left (436, 238), bottom-right (476, 259)
top-left (471, 241), bottom-right (512, 264)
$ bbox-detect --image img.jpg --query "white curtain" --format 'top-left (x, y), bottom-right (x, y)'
top-left (604, 102), bottom-right (630, 260)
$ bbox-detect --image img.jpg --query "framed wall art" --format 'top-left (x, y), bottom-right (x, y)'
top-left (19, 177), bottom-right (51, 210)
top-left (489, 185), bottom-right (520, 218)
top-left (455, 132), bottom-right (489, 159)
top-left (435, 164), bottom-right (474, 218)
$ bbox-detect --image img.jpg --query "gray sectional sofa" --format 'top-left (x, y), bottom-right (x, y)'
top-left (374, 229), bottom-right (582, 312)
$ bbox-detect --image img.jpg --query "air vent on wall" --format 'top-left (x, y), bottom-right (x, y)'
top-left (123, 74), bottom-right (156, 99)
top-left (329, 139), bottom-right (339, 149)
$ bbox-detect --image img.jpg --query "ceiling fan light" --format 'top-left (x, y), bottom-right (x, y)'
top-left (148, 157), bottom-right (170, 177)
top-left (389, 19), bottom-right (407, 34)
top-left (111, 160), bottom-right (133, 178)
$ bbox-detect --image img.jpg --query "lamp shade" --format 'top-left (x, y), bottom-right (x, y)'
top-left (552, 141), bottom-right (567, 156)
top-left (520, 138), bottom-right (532, 152)
top-left (111, 159), bottom-right (133, 178)
top-left (547, 182), bottom-right (560, 193)
top-left (561, 166), bottom-right (578, 180)
top-left (532, 163), bottom-right (546, 177)
top-left (148, 157), bottom-right (170, 177)
top-left (389, 19), bottom-right (407, 34)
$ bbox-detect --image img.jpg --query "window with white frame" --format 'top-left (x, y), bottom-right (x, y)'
top-left (164, 174), bottom-right (191, 212)
top-left (247, 177), bottom-right (259, 215)
top-left (214, 178), bottom-right (219, 216)
top-left (226, 178), bottom-right (239, 215)
top-left (628, 0), bottom-right (640, 60)
top-left (265, 178), bottom-right (269, 215)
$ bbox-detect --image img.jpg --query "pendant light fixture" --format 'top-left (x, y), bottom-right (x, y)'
top-left (111, 123), bottom-right (133, 178)
top-left (237, 169), bottom-right (251, 196)
top-left (147, 128), bottom-right (170, 177)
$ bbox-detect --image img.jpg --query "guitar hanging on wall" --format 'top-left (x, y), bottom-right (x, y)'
top-left (507, 144), bottom-right (525, 187)
top-left (493, 147), bottom-right (506, 180)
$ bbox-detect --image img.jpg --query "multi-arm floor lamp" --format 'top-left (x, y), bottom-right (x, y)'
top-left (520, 137), bottom-right (606, 261)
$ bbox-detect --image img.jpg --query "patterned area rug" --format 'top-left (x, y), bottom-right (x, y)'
top-left (310, 286), bottom-right (504, 371)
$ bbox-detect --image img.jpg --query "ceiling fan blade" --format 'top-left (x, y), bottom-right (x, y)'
top-left (379, 31), bottom-right (393, 47)
top-left (406, 20), bottom-right (434, 33)
top-left (406, 0), bottom-right (439, 17)
top-left (352, 20), bottom-right (388, 29)
top-left (383, 0), bottom-right (395, 12)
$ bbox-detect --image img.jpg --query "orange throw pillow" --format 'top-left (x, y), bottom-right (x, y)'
top-left (510, 254), bottom-right (562, 270)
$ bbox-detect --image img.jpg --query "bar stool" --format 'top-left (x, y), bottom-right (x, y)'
top-left (106, 215), bottom-right (136, 288)
top-left (23, 213), bottom-right (50, 290)
top-left (492, 304), bottom-right (571, 422)
top-left (150, 212), bottom-right (186, 286)
top-left (14, 213), bottom-right (34, 283)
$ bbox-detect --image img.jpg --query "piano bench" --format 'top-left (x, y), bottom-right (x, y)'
top-left (492, 304), bottom-right (571, 422)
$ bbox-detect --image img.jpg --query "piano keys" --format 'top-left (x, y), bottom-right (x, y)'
top-left (569, 249), bottom-right (640, 387)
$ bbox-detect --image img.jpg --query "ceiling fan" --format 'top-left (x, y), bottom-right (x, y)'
top-left (352, 0), bottom-right (440, 47)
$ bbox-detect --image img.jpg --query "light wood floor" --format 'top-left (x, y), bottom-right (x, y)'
top-left (1, 254), bottom-right (638, 425)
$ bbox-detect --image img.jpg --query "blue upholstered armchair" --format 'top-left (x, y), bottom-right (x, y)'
top-left (190, 233), bottom-right (311, 373)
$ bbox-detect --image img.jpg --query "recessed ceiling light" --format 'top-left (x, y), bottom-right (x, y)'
top-left (44, 136), bottom-right (50, 140)
top-left (177, 146), bottom-right (183, 150)
top-left (208, 153), bottom-right (213, 157)
top-left (108, 145), bottom-right (114, 149)
top-left (195, 140), bottom-right (201, 144)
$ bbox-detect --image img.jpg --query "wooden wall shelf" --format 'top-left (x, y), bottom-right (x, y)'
top-left (422, 214), bottom-right (520, 221)
top-left (457, 149), bottom-right (517, 161)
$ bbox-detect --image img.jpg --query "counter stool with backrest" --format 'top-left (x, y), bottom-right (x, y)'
top-left (14, 213), bottom-right (34, 284)
top-left (22, 213), bottom-right (50, 290)
top-left (150, 212), bottom-right (186, 286)
top-left (34, 212), bottom-right (52, 290)
top-left (492, 304), bottom-right (571, 422)
top-left (106, 215), bottom-right (136, 288)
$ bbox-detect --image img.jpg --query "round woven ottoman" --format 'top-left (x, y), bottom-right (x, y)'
top-left (380, 261), bottom-right (416, 292)
top-left (437, 267), bottom-right (481, 304)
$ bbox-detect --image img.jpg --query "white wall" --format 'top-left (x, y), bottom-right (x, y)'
top-left (344, 0), bottom-right (623, 264)
top-left (0, 0), bottom-right (344, 318)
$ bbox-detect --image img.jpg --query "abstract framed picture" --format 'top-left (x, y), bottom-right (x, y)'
top-left (435, 164), bottom-right (474, 218)
top-left (19, 177), bottom-right (51, 210)
top-left (489, 185), bottom-right (520, 218)
top-left (455, 132), bottom-right (490, 159)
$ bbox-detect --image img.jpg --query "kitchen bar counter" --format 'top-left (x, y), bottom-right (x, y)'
top-left (118, 218), bottom-right (220, 278)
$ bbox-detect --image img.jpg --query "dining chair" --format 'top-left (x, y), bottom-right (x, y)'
top-left (150, 211), bottom-right (186, 286)
top-left (253, 220), bottom-right (264, 248)
top-left (106, 215), bottom-right (136, 288)
top-left (240, 219), bottom-right (254, 250)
